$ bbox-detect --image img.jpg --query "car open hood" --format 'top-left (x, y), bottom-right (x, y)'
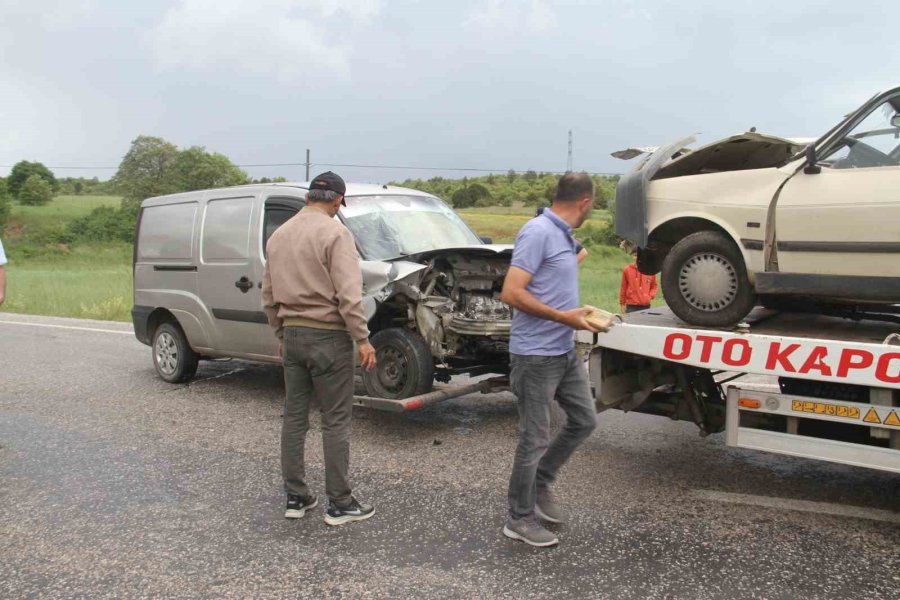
top-left (652, 132), bottom-right (807, 179)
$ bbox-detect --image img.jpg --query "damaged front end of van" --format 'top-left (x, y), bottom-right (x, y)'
top-left (358, 245), bottom-right (513, 399)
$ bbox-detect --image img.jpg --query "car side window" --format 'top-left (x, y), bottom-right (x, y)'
top-left (822, 97), bottom-right (900, 169)
top-left (263, 197), bottom-right (304, 257)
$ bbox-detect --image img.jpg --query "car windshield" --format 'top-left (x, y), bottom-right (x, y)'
top-left (340, 194), bottom-right (482, 260)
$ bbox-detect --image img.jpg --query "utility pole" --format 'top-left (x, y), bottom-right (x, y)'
top-left (567, 130), bottom-right (573, 172)
top-left (305, 149), bottom-right (310, 181)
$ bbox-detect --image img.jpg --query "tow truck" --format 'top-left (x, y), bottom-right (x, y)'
top-left (587, 307), bottom-right (900, 473)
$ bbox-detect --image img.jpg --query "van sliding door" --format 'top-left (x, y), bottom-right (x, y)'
top-left (198, 194), bottom-right (270, 357)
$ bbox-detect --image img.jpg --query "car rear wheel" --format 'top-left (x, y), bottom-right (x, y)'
top-left (661, 230), bottom-right (756, 327)
top-left (362, 328), bottom-right (434, 400)
top-left (152, 322), bottom-right (200, 383)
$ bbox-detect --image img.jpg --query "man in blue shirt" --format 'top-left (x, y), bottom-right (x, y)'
top-left (499, 172), bottom-right (598, 547)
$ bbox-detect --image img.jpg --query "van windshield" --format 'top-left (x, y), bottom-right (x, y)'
top-left (340, 195), bottom-right (482, 260)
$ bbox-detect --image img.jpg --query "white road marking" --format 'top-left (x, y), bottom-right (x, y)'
top-left (692, 489), bottom-right (900, 524)
top-left (0, 320), bottom-right (133, 336)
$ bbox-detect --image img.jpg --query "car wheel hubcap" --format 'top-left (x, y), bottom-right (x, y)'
top-left (376, 346), bottom-right (408, 395)
top-left (678, 252), bottom-right (738, 312)
top-left (155, 332), bottom-right (179, 375)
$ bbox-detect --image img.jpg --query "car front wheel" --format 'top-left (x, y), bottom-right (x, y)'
top-left (362, 328), bottom-right (434, 399)
top-left (661, 230), bottom-right (756, 327)
top-left (152, 322), bottom-right (200, 383)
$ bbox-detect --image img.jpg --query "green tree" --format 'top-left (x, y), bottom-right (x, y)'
top-left (173, 146), bottom-right (248, 191)
top-left (451, 182), bottom-right (492, 208)
top-left (19, 173), bottom-right (54, 206)
top-left (451, 187), bottom-right (475, 208)
top-left (114, 136), bottom-right (180, 212)
top-left (8, 160), bottom-right (57, 197)
top-left (114, 136), bottom-right (248, 213)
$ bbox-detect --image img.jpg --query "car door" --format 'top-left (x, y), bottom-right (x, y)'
top-left (198, 192), bottom-right (271, 357)
top-left (774, 90), bottom-right (900, 279)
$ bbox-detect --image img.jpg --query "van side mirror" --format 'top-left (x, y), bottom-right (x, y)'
top-left (803, 145), bottom-right (821, 175)
top-left (891, 113), bottom-right (900, 128)
top-left (480, 236), bottom-right (493, 244)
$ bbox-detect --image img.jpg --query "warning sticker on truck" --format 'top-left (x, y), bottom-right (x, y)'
top-left (790, 400), bottom-right (900, 428)
top-left (791, 400), bottom-right (860, 420)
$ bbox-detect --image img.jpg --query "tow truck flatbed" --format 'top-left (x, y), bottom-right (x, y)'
top-left (621, 307), bottom-right (900, 345)
top-left (586, 307), bottom-right (900, 473)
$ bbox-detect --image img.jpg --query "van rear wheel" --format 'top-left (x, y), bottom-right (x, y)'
top-left (152, 322), bottom-right (199, 383)
top-left (362, 328), bottom-right (434, 400)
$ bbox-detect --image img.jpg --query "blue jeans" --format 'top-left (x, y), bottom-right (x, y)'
top-left (507, 350), bottom-right (597, 520)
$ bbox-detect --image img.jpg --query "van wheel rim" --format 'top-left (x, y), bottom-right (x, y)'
top-left (678, 252), bottom-right (738, 312)
top-left (376, 346), bottom-right (408, 395)
top-left (155, 332), bottom-right (179, 375)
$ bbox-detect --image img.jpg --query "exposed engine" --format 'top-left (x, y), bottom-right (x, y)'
top-left (413, 251), bottom-right (511, 362)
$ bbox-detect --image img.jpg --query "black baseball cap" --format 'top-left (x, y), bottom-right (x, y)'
top-left (309, 171), bottom-right (346, 204)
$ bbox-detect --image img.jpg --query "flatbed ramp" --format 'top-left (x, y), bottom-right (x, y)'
top-left (586, 307), bottom-right (900, 473)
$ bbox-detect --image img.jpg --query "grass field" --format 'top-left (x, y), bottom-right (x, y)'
top-left (1, 244), bottom-right (133, 321)
top-left (7, 195), bottom-right (121, 235)
top-left (1, 201), bottom-right (655, 322)
top-left (2, 196), bottom-right (134, 321)
top-left (458, 206), bottom-right (609, 245)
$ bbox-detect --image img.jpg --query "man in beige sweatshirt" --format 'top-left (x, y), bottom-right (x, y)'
top-left (262, 171), bottom-right (377, 526)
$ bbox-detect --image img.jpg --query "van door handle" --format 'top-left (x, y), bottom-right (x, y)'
top-left (235, 277), bottom-right (253, 293)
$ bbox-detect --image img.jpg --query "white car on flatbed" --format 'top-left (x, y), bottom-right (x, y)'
top-left (588, 307), bottom-right (900, 473)
top-left (615, 85), bottom-right (900, 328)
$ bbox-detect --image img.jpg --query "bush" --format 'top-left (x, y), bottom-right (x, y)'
top-left (579, 222), bottom-right (621, 248)
top-left (67, 206), bottom-right (137, 243)
top-left (19, 174), bottom-right (54, 206)
top-left (8, 161), bottom-right (57, 197)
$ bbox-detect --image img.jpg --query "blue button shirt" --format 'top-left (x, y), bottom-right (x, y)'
top-left (509, 209), bottom-right (579, 356)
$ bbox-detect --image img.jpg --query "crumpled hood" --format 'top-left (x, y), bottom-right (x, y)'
top-left (402, 244), bottom-right (514, 262)
top-left (359, 244), bottom-right (514, 320)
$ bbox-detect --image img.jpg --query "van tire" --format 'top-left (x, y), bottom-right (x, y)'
top-left (152, 322), bottom-right (200, 383)
top-left (362, 328), bottom-right (434, 400)
top-left (661, 231), bottom-right (756, 327)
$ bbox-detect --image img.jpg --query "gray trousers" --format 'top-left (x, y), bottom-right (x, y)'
top-left (282, 327), bottom-right (354, 505)
top-left (507, 350), bottom-right (597, 520)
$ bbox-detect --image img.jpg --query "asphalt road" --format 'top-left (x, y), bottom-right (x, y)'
top-left (1, 313), bottom-right (898, 600)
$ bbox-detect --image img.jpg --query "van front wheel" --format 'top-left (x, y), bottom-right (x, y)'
top-left (152, 322), bottom-right (199, 383)
top-left (362, 328), bottom-right (434, 400)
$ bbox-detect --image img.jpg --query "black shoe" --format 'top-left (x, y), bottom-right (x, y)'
top-left (324, 497), bottom-right (375, 526)
top-left (285, 494), bottom-right (318, 519)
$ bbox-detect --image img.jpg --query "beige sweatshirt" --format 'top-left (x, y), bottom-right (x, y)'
top-left (261, 206), bottom-right (370, 342)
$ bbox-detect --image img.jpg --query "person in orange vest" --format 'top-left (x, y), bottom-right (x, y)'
top-left (619, 244), bottom-right (658, 313)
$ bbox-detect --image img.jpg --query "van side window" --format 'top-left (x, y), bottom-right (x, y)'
top-left (263, 197), bottom-right (303, 257)
top-left (139, 202), bottom-right (197, 260)
top-left (202, 197), bottom-right (254, 262)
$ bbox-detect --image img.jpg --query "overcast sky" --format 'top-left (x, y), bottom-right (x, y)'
top-left (1, 0), bottom-right (897, 184)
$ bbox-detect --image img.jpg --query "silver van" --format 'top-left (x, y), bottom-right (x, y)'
top-left (132, 183), bottom-right (513, 399)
